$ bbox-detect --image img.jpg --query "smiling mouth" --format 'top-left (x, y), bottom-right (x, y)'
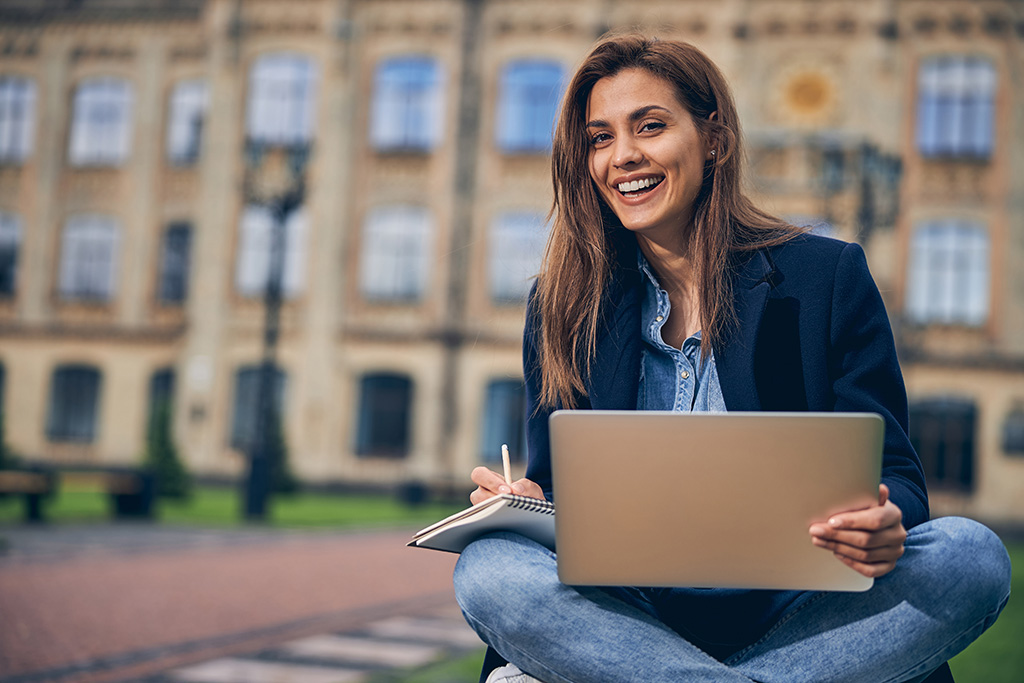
top-left (617, 176), bottom-right (664, 196)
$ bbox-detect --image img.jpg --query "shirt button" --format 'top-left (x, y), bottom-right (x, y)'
top-left (680, 370), bottom-right (690, 379)
top-left (656, 315), bottom-right (664, 322)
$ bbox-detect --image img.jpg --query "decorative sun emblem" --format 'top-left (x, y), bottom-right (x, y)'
top-left (774, 66), bottom-right (840, 127)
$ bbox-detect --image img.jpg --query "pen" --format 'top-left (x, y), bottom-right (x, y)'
top-left (501, 444), bottom-right (512, 487)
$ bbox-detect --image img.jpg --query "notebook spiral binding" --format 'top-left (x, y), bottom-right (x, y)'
top-left (506, 495), bottom-right (556, 514)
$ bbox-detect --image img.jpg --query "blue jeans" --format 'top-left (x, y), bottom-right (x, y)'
top-left (453, 517), bottom-right (1011, 683)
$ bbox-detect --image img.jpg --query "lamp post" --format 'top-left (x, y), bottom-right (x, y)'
top-left (241, 139), bottom-right (309, 521)
top-left (818, 139), bottom-right (902, 243)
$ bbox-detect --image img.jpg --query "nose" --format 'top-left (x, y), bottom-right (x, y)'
top-left (612, 136), bottom-right (643, 168)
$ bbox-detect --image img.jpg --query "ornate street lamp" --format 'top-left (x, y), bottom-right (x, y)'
top-left (817, 139), bottom-right (902, 243)
top-left (240, 139), bottom-right (310, 521)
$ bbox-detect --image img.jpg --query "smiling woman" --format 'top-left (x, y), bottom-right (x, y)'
top-left (454, 33), bottom-right (1011, 683)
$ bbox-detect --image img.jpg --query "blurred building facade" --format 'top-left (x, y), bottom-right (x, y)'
top-left (0, 0), bottom-right (1022, 522)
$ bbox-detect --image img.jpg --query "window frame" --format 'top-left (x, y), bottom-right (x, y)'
top-left (245, 53), bottom-right (320, 145)
top-left (157, 221), bottom-right (193, 305)
top-left (166, 78), bottom-right (208, 166)
top-left (916, 55), bottom-right (996, 160)
top-left (0, 75), bottom-right (37, 164)
top-left (358, 205), bottom-right (434, 303)
top-left (46, 365), bottom-right (102, 443)
top-left (488, 210), bottom-right (548, 304)
top-left (479, 378), bottom-right (527, 464)
top-left (68, 77), bottom-right (134, 167)
top-left (905, 219), bottom-right (989, 327)
top-left (496, 59), bottom-right (565, 153)
top-left (58, 214), bottom-right (121, 303)
top-left (355, 372), bottom-right (414, 458)
top-left (0, 210), bottom-right (21, 297)
top-left (370, 55), bottom-right (444, 152)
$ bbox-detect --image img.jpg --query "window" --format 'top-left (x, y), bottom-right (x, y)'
top-left (148, 367), bottom-right (175, 431)
top-left (480, 379), bottom-right (526, 464)
top-left (916, 56), bottom-right (996, 159)
top-left (46, 365), bottom-right (102, 442)
top-left (59, 215), bottom-right (120, 302)
top-left (496, 60), bottom-right (564, 153)
top-left (0, 76), bottom-right (36, 163)
top-left (370, 56), bottom-right (443, 151)
top-left (908, 397), bottom-right (976, 492)
top-left (246, 53), bottom-right (319, 144)
top-left (355, 373), bottom-right (413, 458)
top-left (68, 77), bottom-right (133, 166)
top-left (235, 205), bottom-right (308, 298)
top-left (905, 220), bottom-right (988, 326)
top-left (230, 365), bottom-right (287, 452)
top-left (489, 211), bottom-right (548, 303)
top-left (359, 206), bottom-right (433, 302)
top-left (166, 79), bottom-right (208, 165)
top-left (1003, 407), bottom-right (1024, 455)
top-left (158, 222), bottom-right (192, 304)
top-left (0, 211), bottom-right (21, 297)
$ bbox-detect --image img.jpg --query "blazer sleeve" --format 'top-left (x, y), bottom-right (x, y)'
top-left (829, 242), bottom-right (929, 528)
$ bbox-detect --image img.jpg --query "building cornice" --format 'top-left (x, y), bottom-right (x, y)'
top-left (0, 322), bottom-right (187, 343)
top-left (0, 0), bottom-right (205, 25)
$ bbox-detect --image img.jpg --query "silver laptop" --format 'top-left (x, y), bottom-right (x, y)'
top-left (549, 411), bottom-right (883, 592)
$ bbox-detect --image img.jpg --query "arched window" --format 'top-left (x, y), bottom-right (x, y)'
top-left (355, 373), bottom-right (413, 458)
top-left (245, 53), bottom-right (319, 144)
top-left (916, 56), bottom-right (996, 159)
top-left (59, 215), bottom-right (120, 302)
top-left (489, 211), bottom-right (548, 304)
top-left (46, 365), bottom-right (102, 442)
top-left (68, 77), bottom-right (133, 166)
top-left (0, 76), bottom-right (36, 163)
top-left (166, 79), bottom-right (208, 165)
top-left (358, 205), bottom-right (433, 302)
top-left (0, 210), bottom-right (21, 297)
top-left (496, 59), bottom-right (564, 152)
top-left (905, 220), bottom-right (989, 326)
top-left (479, 379), bottom-right (526, 464)
top-left (370, 56), bottom-right (443, 151)
top-left (235, 205), bottom-right (308, 299)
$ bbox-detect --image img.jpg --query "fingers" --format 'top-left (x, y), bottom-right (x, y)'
top-left (468, 467), bottom-right (546, 504)
top-left (808, 489), bottom-right (907, 579)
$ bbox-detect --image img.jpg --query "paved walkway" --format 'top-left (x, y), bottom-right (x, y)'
top-left (0, 523), bottom-right (483, 683)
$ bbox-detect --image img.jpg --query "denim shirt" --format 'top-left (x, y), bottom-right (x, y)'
top-left (637, 249), bottom-right (728, 413)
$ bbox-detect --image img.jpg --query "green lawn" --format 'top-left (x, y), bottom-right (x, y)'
top-left (949, 540), bottom-right (1022, 682)
top-left (0, 484), bottom-right (464, 529)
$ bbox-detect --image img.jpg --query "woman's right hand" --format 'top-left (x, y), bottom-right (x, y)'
top-left (469, 466), bottom-right (546, 505)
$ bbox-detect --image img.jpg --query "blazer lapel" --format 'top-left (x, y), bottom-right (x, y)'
top-left (588, 268), bottom-right (643, 410)
top-left (716, 250), bottom-right (774, 411)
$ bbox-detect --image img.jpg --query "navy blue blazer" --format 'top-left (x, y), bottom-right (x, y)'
top-left (522, 232), bottom-right (929, 530)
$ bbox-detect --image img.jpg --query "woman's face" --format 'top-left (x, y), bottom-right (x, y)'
top-left (586, 68), bottom-right (712, 244)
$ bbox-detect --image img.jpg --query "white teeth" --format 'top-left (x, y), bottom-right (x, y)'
top-left (617, 177), bottom-right (662, 193)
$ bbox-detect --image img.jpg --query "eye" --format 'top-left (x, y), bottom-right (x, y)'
top-left (588, 132), bottom-right (612, 146)
top-left (639, 120), bottom-right (666, 134)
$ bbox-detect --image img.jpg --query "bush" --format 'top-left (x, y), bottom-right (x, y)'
top-left (144, 400), bottom-right (192, 499)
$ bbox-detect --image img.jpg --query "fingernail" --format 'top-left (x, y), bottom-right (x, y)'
top-left (498, 485), bottom-right (511, 494)
top-left (511, 483), bottom-right (523, 494)
top-left (828, 518), bottom-right (841, 527)
top-left (809, 525), bottom-right (825, 536)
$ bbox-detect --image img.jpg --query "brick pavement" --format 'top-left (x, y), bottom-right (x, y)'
top-left (0, 524), bottom-right (484, 683)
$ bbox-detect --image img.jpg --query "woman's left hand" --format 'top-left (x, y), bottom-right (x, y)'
top-left (809, 484), bottom-right (907, 578)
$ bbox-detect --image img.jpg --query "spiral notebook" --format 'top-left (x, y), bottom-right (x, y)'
top-left (407, 493), bottom-right (555, 554)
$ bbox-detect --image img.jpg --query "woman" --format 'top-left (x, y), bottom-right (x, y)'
top-left (454, 34), bottom-right (1011, 683)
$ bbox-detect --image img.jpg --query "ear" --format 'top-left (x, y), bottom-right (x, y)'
top-left (705, 111), bottom-right (719, 161)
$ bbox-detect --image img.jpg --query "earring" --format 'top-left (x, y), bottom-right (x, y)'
top-left (710, 149), bottom-right (717, 157)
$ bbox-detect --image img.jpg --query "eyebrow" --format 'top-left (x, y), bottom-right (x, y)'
top-left (586, 104), bottom-right (672, 130)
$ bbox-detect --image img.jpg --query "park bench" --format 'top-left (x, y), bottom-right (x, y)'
top-left (0, 465), bottom-right (156, 522)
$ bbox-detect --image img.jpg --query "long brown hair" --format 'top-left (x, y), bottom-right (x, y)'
top-left (536, 33), bottom-right (800, 409)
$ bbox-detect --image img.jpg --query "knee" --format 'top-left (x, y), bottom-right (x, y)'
top-left (453, 532), bottom-right (558, 622)
top-left (919, 517), bottom-right (1012, 616)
